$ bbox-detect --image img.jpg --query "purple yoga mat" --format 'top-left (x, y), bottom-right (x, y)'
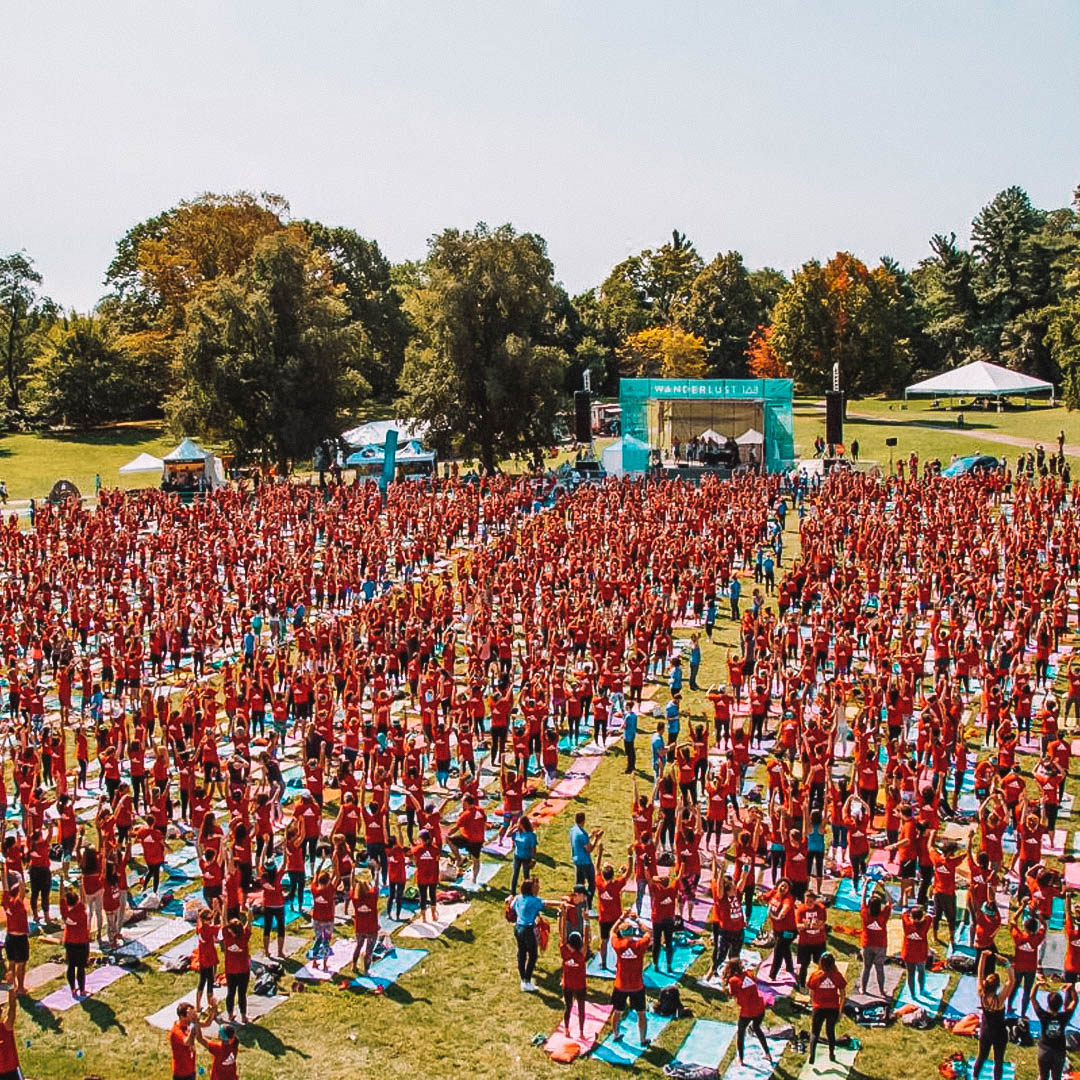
top-left (39, 964), bottom-right (128, 1010)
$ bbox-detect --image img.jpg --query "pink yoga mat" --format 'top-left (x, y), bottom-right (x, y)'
top-left (1065, 862), bottom-right (1080, 889)
top-left (545, 1000), bottom-right (612, 1058)
top-left (39, 964), bottom-right (128, 1010)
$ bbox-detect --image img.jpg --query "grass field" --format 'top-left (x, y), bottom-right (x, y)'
top-left (1, 401), bottom-right (1072, 1079)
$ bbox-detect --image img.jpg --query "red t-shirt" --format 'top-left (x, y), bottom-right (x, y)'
top-left (207, 1037), bottom-right (239, 1080)
top-left (560, 944), bottom-right (587, 991)
top-left (411, 842), bottom-right (441, 886)
top-left (0, 1023), bottom-right (19, 1074)
top-left (728, 972), bottom-right (765, 1018)
top-left (223, 925), bottom-right (251, 975)
top-left (352, 883), bottom-right (380, 935)
top-left (860, 902), bottom-right (890, 950)
top-left (170, 1022), bottom-right (196, 1077)
top-left (808, 966), bottom-right (847, 1010)
top-left (900, 913), bottom-right (931, 964)
top-left (612, 932), bottom-right (650, 992)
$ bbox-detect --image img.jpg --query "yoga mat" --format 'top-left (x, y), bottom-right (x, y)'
top-left (146, 990), bottom-right (285, 1030)
top-left (1042, 931), bottom-right (1067, 974)
top-left (23, 962), bottom-right (66, 992)
top-left (586, 941), bottom-right (704, 988)
top-left (1064, 862), bottom-right (1080, 889)
top-left (592, 1011), bottom-right (670, 1066)
top-left (831, 879), bottom-right (864, 912)
top-left (550, 776), bottom-right (588, 799)
top-left (672, 1018), bottom-right (738, 1069)
top-left (944, 974), bottom-right (981, 1022)
top-left (544, 1001), bottom-right (613, 1059)
top-left (796, 1044), bottom-right (858, 1080)
top-left (722, 1036), bottom-right (787, 1080)
top-left (455, 861), bottom-right (502, 892)
top-left (894, 967), bottom-right (950, 1011)
top-left (351, 946), bottom-right (427, 990)
top-left (114, 917), bottom-right (190, 960)
top-left (969, 1062), bottom-right (1015, 1080)
top-left (39, 964), bottom-right (129, 1010)
top-left (400, 901), bottom-right (471, 939)
top-left (295, 943), bottom-right (353, 981)
top-left (1051, 896), bottom-right (1066, 931)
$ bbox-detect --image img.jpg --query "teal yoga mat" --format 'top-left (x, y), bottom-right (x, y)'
top-left (894, 967), bottom-right (950, 1011)
top-left (943, 974), bottom-right (981, 1021)
top-left (351, 947), bottom-right (427, 990)
top-left (592, 1011), bottom-right (670, 1067)
top-left (672, 1019), bottom-right (738, 1069)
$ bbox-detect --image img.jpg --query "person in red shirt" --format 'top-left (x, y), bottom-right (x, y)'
top-left (194, 903), bottom-right (222, 1012)
top-left (1008, 903), bottom-right (1046, 1018)
top-left (929, 839), bottom-right (965, 945)
top-left (594, 843), bottom-right (630, 970)
top-left (764, 879), bottom-right (798, 982)
top-left (410, 828), bottom-right (442, 922)
top-left (609, 910), bottom-right (651, 1048)
top-left (648, 867), bottom-right (681, 973)
top-left (559, 927), bottom-right (588, 1039)
top-left (195, 1007), bottom-right (240, 1080)
top-left (169, 1002), bottom-right (202, 1080)
top-left (0, 987), bottom-right (20, 1080)
top-left (221, 911), bottom-right (252, 1025)
top-left (806, 952), bottom-right (847, 1066)
top-left (257, 855), bottom-right (286, 959)
top-left (725, 956), bottom-right (773, 1067)
top-left (350, 870), bottom-right (381, 974)
top-left (58, 873), bottom-right (89, 998)
top-left (795, 890), bottom-right (828, 989)
top-left (446, 795), bottom-right (487, 884)
top-left (858, 879), bottom-right (891, 998)
top-left (900, 905), bottom-right (933, 1000)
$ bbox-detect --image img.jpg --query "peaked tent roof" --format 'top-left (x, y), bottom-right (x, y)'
top-left (341, 418), bottom-right (429, 447)
top-left (118, 452), bottom-right (164, 474)
top-left (163, 438), bottom-right (212, 463)
top-left (905, 360), bottom-right (1054, 397)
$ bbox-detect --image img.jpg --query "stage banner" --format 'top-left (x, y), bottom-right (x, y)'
top-left (379, 430), bottom-right (399, 491)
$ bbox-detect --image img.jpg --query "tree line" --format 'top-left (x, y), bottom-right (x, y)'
top-left (1, 183), bottom-right (1078, 470)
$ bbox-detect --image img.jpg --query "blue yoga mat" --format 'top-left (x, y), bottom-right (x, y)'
top-left (723, 1036), bottom-right (786, 1080)
top-left (944, 974), bottom-right (981, 1021)
top-left (1050, 896), bottom-right (1066, 931)
top-left (351, 946), bottom-right (427, 990)
top-left (894, 968), bottom-right (950, 1011)
top-left (831, 879), bottom-right (863, 912)
top-left (673, 1019), bottom-right (738, 1069)
top-left (592, 1011), bottom-right (670, 1067)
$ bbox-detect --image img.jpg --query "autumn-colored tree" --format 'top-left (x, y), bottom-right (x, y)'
top-left (745, 324), bottom-right (787, 378)
top-left (617, 326), bottom-right (708, 378)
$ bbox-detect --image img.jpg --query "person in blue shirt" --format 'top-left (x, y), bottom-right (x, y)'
top-left (651, 722), bottom-right (666, 779)
top-left (705, 598), bottom-right (717, 641)
top-left (668, 656), bottom-right (683, 696)
top-left (241, 628), bottom-right (256, 670)
top-left (622, 710), bottom-right (638, 774)
top-left (568, 812), bottom-right (602, 905)
top-left (509, 816), bottom-right (538, 895)
top-left (688, 634), bottom-right (702, 691)
top-left (665, 695), bottom-right (681, 745)
top-left (510, 878), bottom-right (546, 991)
top-left (763, 552), bottom-right (776, 595)
top-left (729, 574), bottom-right (741, 621)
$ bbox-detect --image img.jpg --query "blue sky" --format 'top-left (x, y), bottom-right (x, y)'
top-left (2, 1), bottom-right (1077, 310)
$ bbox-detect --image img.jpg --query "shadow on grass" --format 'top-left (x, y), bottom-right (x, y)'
top-left (845, 414), bottom-right (994, 432)
top-left (238, 1022), bottom-right (311, 1060)
top-left (22, 1000), bottom-right (62, 1033)
top-left (81, 995), bottom-right (126, 1034)
top-left (34, 424), bottom-right (166, 447)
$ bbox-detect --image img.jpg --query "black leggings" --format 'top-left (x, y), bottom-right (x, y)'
top-left (226, 971), bottom-right (249, 1017)
top-left (29, 864), bottom-right (50, 913)
top-left (769, 931), bottom-right (795, 980)
top-left (652, 919), bottom-right (674, 969)
top-left (515, 925), bottom-right (538, 980)
top-left (797, 943), bottom-right (824, 988)
top-left (973, 1026), bottom-right (1008, 1080)
top-left (809, 1007), bottom-right (839, 1060)
top-left (1039, 1047), bottom-right (1066, 1080)
top-left (737, 1014), bottom-right (770, 1061)
top-left (197, 965), bottom-right (216, 998)
top-left (65, 941), bottom-right (89, 994)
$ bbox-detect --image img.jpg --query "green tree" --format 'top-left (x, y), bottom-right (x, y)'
top-left (303, 223), bottom-right (412, 400)
top-left (396, 223), bottom-right (568, 472)
top-left (0, 252), bottom-right (56, 411)
top-left (912, 233), bottom-right (981, 370)
top-left (769, 253), bottom-right (911, 395)
top-left (169, 228), bottom-right (367, 470)
top-left (676, 251), bottom-right (766, 375)
top-left (26, 313), bottom-right (156, 427)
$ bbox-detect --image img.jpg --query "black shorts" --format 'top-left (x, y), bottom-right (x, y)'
top-left (458, 839), bottom-right (482, 858)
top-left (611, 987), bottom-right (646, 1012)
top-left (4, 933), bottom-right (28, 964)
top-left (600, 919), bottom-right (615, 941)
top-left (263, 906), bottom-right (285, 934)
top-left (899, 858), bottom-right (917, 879)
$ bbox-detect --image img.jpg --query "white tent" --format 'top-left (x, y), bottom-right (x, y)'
top-left (162, 438), bottom-right (224, 490)
top-left (697, 427), bottom-right (724, 443)
top-left (341, 418), bottom-right (429, 448)
top-left (905, 360), bottom-right (1054, 403)
top-left (118, 452), bottom-right (164, 474)
top-left (735, 427), bottom-right (764, 445)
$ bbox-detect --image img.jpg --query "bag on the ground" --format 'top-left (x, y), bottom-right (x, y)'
top-left (253, 972), bottom-right (277, 996)
top-left (655, 984), bottom-right (692, 1018)
top-left (663, 1065), bottom-right (716, 1080)
top-left (843, 993), bottom-right (889, 1027)
top-left (1007, 1017), bottom-right (1033, 1046)
top-left (948, 951), bottom-right (976, 974)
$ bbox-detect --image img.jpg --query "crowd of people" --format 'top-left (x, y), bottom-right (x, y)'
top-left (0, 456), bottom-right (1076, 1079)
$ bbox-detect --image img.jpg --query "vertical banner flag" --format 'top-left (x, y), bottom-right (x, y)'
top-left (379, 429), bottom-right (399, 492)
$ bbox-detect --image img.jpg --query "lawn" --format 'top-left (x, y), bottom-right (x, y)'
top-left (0, 423), bottom-right (175, 502)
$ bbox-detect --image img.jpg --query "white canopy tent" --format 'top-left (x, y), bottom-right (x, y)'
top-left (905, 360), bottom-right (1054, 404)
top-left (118, 452), bottom-right (164, 475)
top-left (341, 418), bottom-right (429, 448)
top-left (735, 427), bottom-right (764, 445)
